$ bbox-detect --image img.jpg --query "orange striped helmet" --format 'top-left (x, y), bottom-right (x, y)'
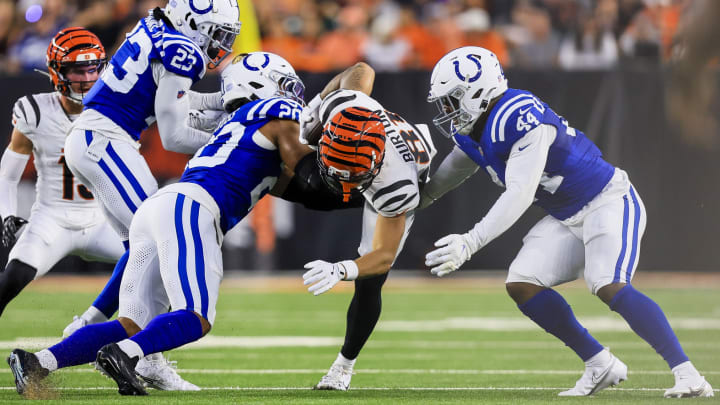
top-left (318, 107), bottom-right (386, 202)
top-left (46, 27), bottom-right (106, 103)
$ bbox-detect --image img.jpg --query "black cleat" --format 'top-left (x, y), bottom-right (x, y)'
top-left (95, 343), bottom-right (147, 396)
top-left (6, 349), bottom-right (50, 395)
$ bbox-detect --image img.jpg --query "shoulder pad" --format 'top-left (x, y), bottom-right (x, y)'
top-left (368, 178), bottom-right (419, 217)
top-left (161, 34), bottom-right (206, 81)
top-left (238, 98), bottom-right (303, 124)
top-left (11, 95), bottom-right (41, 134)
top-left (489, 93), bottom-right (545, 145)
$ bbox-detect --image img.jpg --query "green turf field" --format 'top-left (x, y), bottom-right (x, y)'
top-left (0, 274), bottom-right (718, 404)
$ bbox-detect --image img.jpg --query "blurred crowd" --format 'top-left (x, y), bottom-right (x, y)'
top-left (0, 0), bottom-right (702, 74)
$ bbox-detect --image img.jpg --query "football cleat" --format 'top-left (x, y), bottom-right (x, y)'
top-left (135, 353), bottom-right (200, 391)
top-left (558, 351), bottom-right (627, 396)
top-left (314, 364), bottom-right (353, 391)
top-left (62, 315), bottom-right (86, 338)
top-left (95, 343), bottom-right (147, 396)
top-left (6, 349), bottom-right (50, 395)
top-left (664, 375), bottom-right (714, 398)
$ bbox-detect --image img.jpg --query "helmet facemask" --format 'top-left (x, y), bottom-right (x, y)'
top-left (197, 20), bottom-right (241, 69)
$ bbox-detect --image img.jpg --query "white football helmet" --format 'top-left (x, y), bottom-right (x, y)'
top-left (164, 0), bottom-right (242, 68)
top-left (220, 52), bottom-right (305, 112)
top-left (427, 46), bottom-right (508, 137)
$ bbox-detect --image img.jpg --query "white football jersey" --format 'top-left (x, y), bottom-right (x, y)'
top-left (11, 92), bottom-right (103, 227)
top-left (319, 89), bottom-right (437, 217)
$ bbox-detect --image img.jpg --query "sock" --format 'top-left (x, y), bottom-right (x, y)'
top-left (92, 250), bottom-right (129, 318)
top-left (35, 349), bottom-right (58, 372)
top-left (519, 289), bottom-right (604, 361)
top-left (48, 320), bottom-right (128, 369)
top-left (672, 361), bottom-right (701, 379)
top-left (610, 284), bottom-right (688, 369)
top-left (340, 272), bottom-right (388, 360)
top-left (130, 310), bottom-right (203, 355)
top-left (117, 339), bottom-right (144, 360)
top-left (333, 352), bottom-right (356, 370)
top-left (586, 347), bottom-right (610, 367)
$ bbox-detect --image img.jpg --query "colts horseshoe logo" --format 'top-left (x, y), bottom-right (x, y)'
top-left (453, 54), bottom-right (483, 83)
top-left (189, 0), bottom-right (213, 15)
top-left (243, 53), bottom-right (270, 71)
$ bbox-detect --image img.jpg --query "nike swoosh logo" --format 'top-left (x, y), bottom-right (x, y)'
top-left (518, 144), bottom-right (529, 152)
top-left (439, 80), bottom-right (449, 84)
top-left (519, 107), bottom-right (531, 114)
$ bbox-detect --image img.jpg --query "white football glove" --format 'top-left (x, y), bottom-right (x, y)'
top-left (187, 109), bottom-right (227, 134)
top-left (299, 94), bottom-right (322, 146)
top-left (424, 233), bottom-right (475, 277)
top-left (302, 259), bottom-right (357, 295)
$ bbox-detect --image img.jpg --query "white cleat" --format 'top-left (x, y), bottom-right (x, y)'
top-left (664, 376), bottom-right (714, 398)
top-left (559, 352), bottom-right (627, 396)
top-left (62, 316), bottom-right (87, 338)
top-left (135, 353), bottom-right (200, 391)
top-left (313, 364), bottom-right (353, 391)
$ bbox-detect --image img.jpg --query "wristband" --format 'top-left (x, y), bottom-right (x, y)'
top-left (339, 260), bottom-right (359, 281)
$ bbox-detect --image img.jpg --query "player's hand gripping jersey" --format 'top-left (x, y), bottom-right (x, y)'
top-left (452, 88), bottom-right (615, 221)
top-left (83, 14), bottom-right (206, 140)
top-left (318, 89), bottom-right (437, 220)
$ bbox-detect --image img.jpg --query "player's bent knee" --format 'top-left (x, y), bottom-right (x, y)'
top-left (118, 316), bottom-right (142, 336)
top-left (0, 260), bottom-right (37, 309)
top-left (506, 282), bottom-right (545, 305)
top-left (596, 282), bottom-right (627, 305)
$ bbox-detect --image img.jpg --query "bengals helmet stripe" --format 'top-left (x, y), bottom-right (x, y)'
top-left (46, 27), bottom-right (106, 103)
top-left (317, 106), bottom-right (387, 202)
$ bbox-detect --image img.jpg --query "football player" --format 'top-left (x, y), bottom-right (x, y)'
top-left (298, 63), bottom-right (436, 390)
top-left (421, 46), bottom-right (713, 398)
top-left (56, 1), bottom-right (240, 390)
top-left (0, 27), bottom-right (123, 315)
top-left (5, 51), bottom-right (313, 397)
top-left (0, 26), bottom-right (198, 390)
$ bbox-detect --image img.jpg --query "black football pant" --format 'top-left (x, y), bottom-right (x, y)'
top-left (340, 272), bottom-right (388, 360)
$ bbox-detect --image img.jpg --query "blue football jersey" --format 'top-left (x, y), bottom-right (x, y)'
top-left (84, 15), bottom-right (206, 140)
top-left (180, 97), bottom-right (303, 233)
top-left (453, 88), bottom-right (615, 220)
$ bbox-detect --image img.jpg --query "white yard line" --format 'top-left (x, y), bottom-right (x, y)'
top-left (0, 368), bottom-right (718, 375)
top-left (0, 386), bottom-right (718, 392)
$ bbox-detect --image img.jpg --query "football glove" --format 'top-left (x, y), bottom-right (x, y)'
top-left (1, 215), bottom-right (27, 248)
top-left (302, 259), bottom-right (357, 295)
top-left (424, 233), bottom-right (475, 277)
top-left (187, 109), bottom-right (227, 134)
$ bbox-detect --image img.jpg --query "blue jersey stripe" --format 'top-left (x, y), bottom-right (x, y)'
top-left (625, 186), bottom-right (642, 283)
top-left (105, 142), bottom-right (149, 201)
top-left (613, 194), bottom-right (630, 283)
top-left (190, 201), bottom-right (208, 319)
top-left (174, 194), bottom-right (194, 310)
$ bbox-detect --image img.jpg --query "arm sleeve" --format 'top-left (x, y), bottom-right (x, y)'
top-left (0, 148), bottom-right (30, 218)
top-left (464, 125), bottom-right (556, 252)
top-left (154, 68), bottom-right (212, 154)
top-left (421, 146), bottom-right (479, 204)
top-left (188, 90), bottom-right (224, 111)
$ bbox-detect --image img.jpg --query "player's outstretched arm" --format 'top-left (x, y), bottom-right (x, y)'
top-left (0, 129), bottom-right (32, 247)
top-left (154, 68), bottom-right (213, 154)
top-left (419, 146), bottom-right (479, 209)
top-left (303, 213), bottom-right (406, 295)
top-left (425, 126), bottom-right (554, 276)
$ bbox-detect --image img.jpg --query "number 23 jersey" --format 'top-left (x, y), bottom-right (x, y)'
top-left (319, 90), bottom-right (437, 217)
top-left (84, 14), bottom-right (206, 140)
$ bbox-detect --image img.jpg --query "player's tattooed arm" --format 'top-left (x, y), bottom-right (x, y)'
top-left (320, 62), bottom-right (375, 98)
top-left (0, 129), bottom-right (32, 247)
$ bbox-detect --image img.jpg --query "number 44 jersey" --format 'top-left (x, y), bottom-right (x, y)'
top-left (11, 93), bottom-right (104, 226)
top-left (319, 89), bottom-right (437, 218)
top-left (83, 13), bottom-right (206, 140)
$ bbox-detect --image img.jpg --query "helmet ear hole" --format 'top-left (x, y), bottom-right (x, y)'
top-left (472, 89), bottom-right (483, 99)
top-left (189, 18), bottom-right (197, 31)
top-left (248, 82), bottom-right (264, 89)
